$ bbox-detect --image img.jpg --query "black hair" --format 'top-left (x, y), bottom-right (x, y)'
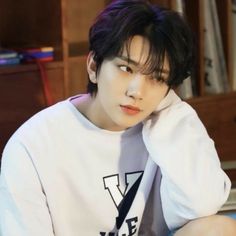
top-left (87, 0), bottom-right (195, 95)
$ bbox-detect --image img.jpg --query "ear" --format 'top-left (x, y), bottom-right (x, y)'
top-left (87, 51), bottom-right (97, 84)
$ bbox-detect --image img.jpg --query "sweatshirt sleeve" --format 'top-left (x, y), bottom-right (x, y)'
top-left (142, 93), bottom-right (231, 230)
top-left (0, 138), bottom-right (54, 236)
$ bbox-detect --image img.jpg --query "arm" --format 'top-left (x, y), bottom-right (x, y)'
top-left (142, 90), bottom-right (231, 231)
top-left (174, 215), bottom-right (236, 236)
top-left (0, 138), bottom-right (54, 236)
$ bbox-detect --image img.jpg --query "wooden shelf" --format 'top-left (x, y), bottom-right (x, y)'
top-left (69, 41), bottom-right (89, 57)
top-left (187, 91), bottom-right (236, 103)
top-left (0, 61), bottom-right (64, 75)
top-left (187, 92), bottom-right (236, 163)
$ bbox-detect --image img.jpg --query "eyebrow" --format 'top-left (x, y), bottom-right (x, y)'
top-left (117, 56), bottom-right (139, 66)
top-left (117, 55), bottom-right (170, 75)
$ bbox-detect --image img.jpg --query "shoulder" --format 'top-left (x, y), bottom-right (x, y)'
top-left (8, 100), bottom-right (75, 143)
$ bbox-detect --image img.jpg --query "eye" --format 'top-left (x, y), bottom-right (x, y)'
top-left (119, 65), bottom-right (133, 73)
top-left (151, 72), bottom-right (167, 84)
top-left (149, 75), bottom-right (167, 84)
top-left (157, 77), bottom-right (166, 83)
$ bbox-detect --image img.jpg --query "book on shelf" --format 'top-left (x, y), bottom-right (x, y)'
top-left (233, 0), bottom-right (236, 91)
top-left (0, 57), bottom-right (20, 66)
top-left (0, 47), bottom-right (54, 65)
top-left (22, 47), bottom-right (54, 53)
top-left (204, 0), bottom-right (229, 94)
top-left (0, 49), bottom-right (18, 59)
top-left (21, 51), bottom-right (53, 62)
top-left (0, 49), bottom-right (21, 66)
top-left (18, 46), bottom-right (54, 62)
top-left (174, 0), bottom-right (194, 99)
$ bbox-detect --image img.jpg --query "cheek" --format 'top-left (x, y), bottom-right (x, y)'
top-left (97, 71), bottom-right (126, 105)
top-left (147, 86), bottom-right (168, 108)
top-left (99, 73), bottom-right (127, 96)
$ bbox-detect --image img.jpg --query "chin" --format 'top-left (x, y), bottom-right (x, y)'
top-left (118, 120), bottom-right (142, 130)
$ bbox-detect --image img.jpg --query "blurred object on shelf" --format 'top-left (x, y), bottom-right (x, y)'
top-left (204, 0), bottom-right (229, 94)
top-left (19, 46), bottom-right (54, 63)
top-left (0, 49), bottom-right (21, 66)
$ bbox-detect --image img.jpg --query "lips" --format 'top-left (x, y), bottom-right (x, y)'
top-left (120, 105), bottom-right (141, 115)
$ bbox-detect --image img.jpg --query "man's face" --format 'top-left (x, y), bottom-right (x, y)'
top-left (88, 35), bottom-right (169, 131)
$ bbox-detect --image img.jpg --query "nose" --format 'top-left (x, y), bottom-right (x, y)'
top-left (126, 74), bottom-right (145, 100)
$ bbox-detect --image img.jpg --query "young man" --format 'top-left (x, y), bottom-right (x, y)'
top-left (0, 0), bottom-right (235, 235)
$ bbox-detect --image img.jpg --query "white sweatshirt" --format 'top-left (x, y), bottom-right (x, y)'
top-left (0, 90), bottom-right (231, 236)
top-left (142, 90), bottom-right (231, 229)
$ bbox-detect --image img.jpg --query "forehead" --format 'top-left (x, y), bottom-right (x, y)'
top-left (119, 35), bottom-right (169, 71)
top-left (121, 35), bottom-right (150, 65)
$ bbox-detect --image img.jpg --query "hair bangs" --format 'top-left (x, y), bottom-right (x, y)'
top-left (119, 35), bottom-right (167, 76)
top-left (141, 42), bottom-right (167, 80)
